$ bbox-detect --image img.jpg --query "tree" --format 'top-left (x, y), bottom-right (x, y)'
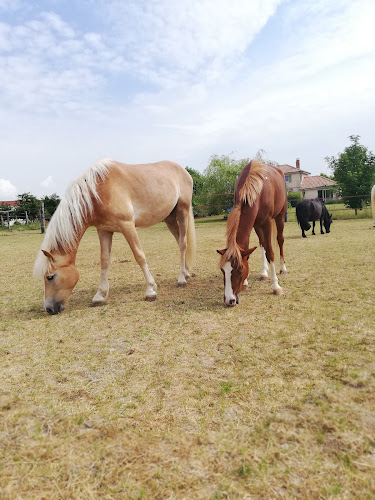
top-left (14, 193), bottom-right (40, 221)
top-left (43, 193), bottom-right (61, 218)
top-left (185, 167), bottom-right (206, 217)
top-left (325, 135), bottom-right (375, 212)
top-left (203, 154), bottom-right (250, 215)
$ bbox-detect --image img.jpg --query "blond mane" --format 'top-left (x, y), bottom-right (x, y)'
top-left (33, 159), bottom-right (113, 277)
top-left (220, 160), bottom-right (266, 267)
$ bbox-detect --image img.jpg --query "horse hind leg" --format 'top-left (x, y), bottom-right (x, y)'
top-left (93, 229), bottom-right (113, 306)
top-left (165, 207), bottom-right (191, 287)
top-left (275, 213), bottom-right (287, 275)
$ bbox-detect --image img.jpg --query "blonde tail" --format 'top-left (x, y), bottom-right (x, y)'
top-left (185, 205), bottom-right (196, 272)
top-left (372, 185), bottom-right (375, 227)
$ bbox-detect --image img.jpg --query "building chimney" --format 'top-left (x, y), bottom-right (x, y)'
top-left (296, 158), bottom-right (300, 169)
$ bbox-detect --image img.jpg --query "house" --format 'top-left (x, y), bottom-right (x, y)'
top-left (276, 159), bottom-right (337, 200)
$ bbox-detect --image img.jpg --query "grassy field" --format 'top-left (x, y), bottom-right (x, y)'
top-left (1, 218), bottom-right (374, 499)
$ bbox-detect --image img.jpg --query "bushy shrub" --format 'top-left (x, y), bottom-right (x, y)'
top-left (287, 192), bottom-right (303, 207)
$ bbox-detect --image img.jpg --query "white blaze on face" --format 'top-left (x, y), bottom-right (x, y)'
top-left (222, 261), bottom-right (236, 305)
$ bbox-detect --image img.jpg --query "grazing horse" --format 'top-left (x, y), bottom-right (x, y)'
top-left (33, 159), bottom-right (196, 314)
top-left (372, 185), bottom-right (375, 227)
top-left (296, 199), bottom-right (332, 238)
top-left (217, 160), bottom-right (287, 306)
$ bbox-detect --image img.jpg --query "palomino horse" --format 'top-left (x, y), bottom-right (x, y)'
top-left (33, 159), bottom-right (196, 314)
top-left (372, 185), bottom-right (375, 227)
top-left (295, 199), bottom-right (332, 238)
top-left (217, 160), bottom-right (287, 306)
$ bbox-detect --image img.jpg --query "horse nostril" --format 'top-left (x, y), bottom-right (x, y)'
top-left (229, 298), bottom-right (236, 305)
top-left (46, 307), bottom-right (55, 315)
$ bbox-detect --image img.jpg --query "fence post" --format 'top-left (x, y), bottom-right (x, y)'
top-left (40, 201), bottom-right (45, 234)
top-left (6, 211), bottom-right (10, 231)
top-left (25, 211), bottom-right (29, 225)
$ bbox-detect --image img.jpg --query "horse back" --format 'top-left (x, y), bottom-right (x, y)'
top-left (93, 160), bottom-right (193, 228)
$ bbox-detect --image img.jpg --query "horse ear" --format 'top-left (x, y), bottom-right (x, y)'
top-left (241, 246), bottom-right (257, 259)
top-left (216, 249), bottom-right (226, 255)
top-left (42, 250), bottom-right (55, 261)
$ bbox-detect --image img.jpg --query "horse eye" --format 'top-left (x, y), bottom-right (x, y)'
top-left (46, 274), bottom-right (55, 281)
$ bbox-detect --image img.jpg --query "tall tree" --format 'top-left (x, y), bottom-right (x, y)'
top-left (43, 193), bottom-right (61, 217)
top-left (203, 154), bottom-right (250, 215)
top-left (325, 135), bottom-right (375, 212)
top-left (185, 167), bottom-right (206, 217)
top-left (14, 193), bottom-right (40, 221)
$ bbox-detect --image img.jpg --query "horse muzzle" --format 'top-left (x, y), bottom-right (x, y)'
top-left (45, 299), bottom-right (65, 315)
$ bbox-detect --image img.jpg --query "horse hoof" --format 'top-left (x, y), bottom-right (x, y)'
top-left (280, 270), bottom-right (288, 275)
top-left (241, 285), bottom-right (249, 291)
top-left (191, 273), bottom-right (197, 278)
top-left (258, 275), bottom-right (268, 281)
top-left (273, 288), bottom-right (283, 296)
top-left (92, 300), bottom-right (105, 307)
top-left (145, 295), bottom-right (157, 302)
top-left (177, 282), bottom-right (187, 288)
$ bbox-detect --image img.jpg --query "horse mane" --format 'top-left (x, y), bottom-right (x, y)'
top-left (33, 158), bottom-right (113, 277)
top-left (220, 160), bottom-right (266, 267)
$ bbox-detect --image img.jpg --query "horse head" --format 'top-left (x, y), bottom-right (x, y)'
top-left (324, 210), bottom-right (333, 233)
top-left (217, 247), bottom-right (257, 306)
top-left (41, 250), bottom-right (79, 314)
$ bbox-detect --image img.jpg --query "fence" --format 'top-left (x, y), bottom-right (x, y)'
top-left (191, 193), bottom-right (373, 220)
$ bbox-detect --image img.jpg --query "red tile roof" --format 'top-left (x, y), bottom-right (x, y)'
top-left (301, 176), bottom-right (337, 189)
top-left (275, 164), bottom-right (311, 175)
top-left (0, 200), bottom-right (18, 207)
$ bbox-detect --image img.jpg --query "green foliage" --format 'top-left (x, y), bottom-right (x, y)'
top-left (325, 135), bottom-right (375, 209)
top-left (43, 193), bottom-right (60, 218)
top-left (201, 154), bottom-right (249, 216)
top-left (186, 167), bottom-right (206, 217)
top-left (0, 202), bottom-right (12, 211)
top-left (14, 192), bottom-right (40, 220)
top-left (287, 191), bottom-right (303, 207)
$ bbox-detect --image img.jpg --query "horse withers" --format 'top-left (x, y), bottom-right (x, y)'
top-left (33, 159), bottom-right (196, 314)
top-left (217, 160), bottom-right (288, 306)
top-left (295, 199), bottom-right (332, 238)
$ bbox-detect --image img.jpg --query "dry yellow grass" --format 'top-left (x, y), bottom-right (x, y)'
top-left (1, 218), bottom-right (375, 499)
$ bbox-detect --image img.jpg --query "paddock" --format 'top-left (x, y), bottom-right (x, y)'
top-left (1, 218), bottom-right (374, 498)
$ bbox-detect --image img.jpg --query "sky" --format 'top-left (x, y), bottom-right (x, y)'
top-left (0, 0), bottom-right (374, 200)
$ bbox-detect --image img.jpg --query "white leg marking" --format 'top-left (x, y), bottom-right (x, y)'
top-left (260, 246), bottom-right (269, 278)
top-left (270, 261), bottom-right (283, 294)
top-left (243, 278), bottom-right (249, 287)
top-left (223, 261), bottom-right (236, 306)
top-left (280, 256), bottom-right (287, 274)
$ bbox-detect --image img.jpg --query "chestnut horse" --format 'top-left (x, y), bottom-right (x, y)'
top-left (217, 160), bottom-right (287, 306)
top-left (372, 185), bottom-right (375, 227)
top-left (33, 159), bottom-right (196, 314)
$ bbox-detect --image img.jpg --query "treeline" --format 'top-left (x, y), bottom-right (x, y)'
top-left (0, 193), bottom-right (60, 221)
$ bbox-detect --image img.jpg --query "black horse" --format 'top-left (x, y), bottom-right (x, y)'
top-left (296, 199), bottom-right (332, 238)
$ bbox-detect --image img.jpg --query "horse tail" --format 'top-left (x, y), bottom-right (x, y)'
top-left (371, 185), bottom-right (375, 227)
top-left (295, 202), bottom-right (311, 231)
top-left (185, 204), bottom-right (196, 271)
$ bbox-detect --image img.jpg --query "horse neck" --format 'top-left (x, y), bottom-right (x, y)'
top-left (235, 202), bottom-right (257, 250)
top-left (53, 222), bottom-right (88, 265)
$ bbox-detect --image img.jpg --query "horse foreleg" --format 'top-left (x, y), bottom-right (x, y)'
top-left (120, 221), bottom-right (157, 301)
top-left (92, 230), bottom-right (113, 305)
top-left (263, 220), bottom-right (283, 295)
top-left (260, 246), bottom-right (269, 280)
top-left (312, 220), bottom-right (316, 235)
top-left (320, 217), bottom-right (324, 234)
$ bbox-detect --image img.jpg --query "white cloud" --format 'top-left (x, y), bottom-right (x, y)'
top-left (41, 175), bottom-right (56, 190)
top-left (0, 179), bottom-right (18, 201)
